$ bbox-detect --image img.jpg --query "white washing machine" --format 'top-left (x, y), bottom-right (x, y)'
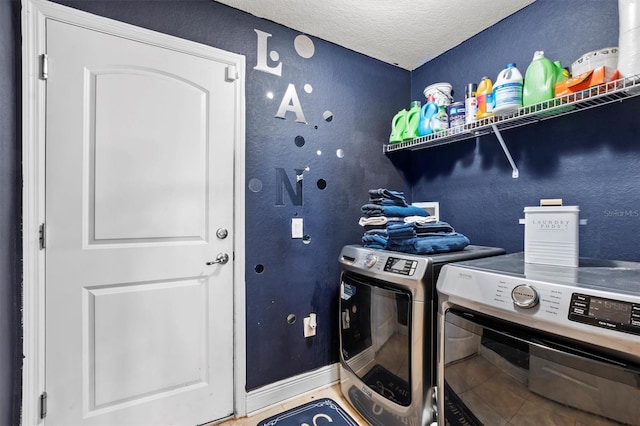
top-left (437, 253), bottom-right (640, 425)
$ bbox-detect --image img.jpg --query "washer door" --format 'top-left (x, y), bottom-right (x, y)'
top-left (340, 273), bottom-right (412, 407)
top-left (440, 309), bottom-right (640, 425)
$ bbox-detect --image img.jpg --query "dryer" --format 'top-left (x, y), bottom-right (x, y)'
top-left (338, 244), bottom-right (505, 426)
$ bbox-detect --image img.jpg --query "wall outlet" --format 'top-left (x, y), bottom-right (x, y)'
top-left (303, 313), bottom-right (317, 337)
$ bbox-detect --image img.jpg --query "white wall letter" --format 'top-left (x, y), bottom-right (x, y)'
top-left (254, 29), bottom-right (282, 76)
top-left (276, 84), bottom-right (307, 123)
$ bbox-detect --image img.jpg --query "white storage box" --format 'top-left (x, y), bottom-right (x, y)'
top-left (524, 205), bottom-right (579, 267)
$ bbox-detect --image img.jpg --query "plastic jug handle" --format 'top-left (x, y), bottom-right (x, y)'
top-left (392, 111), bottom-right (407, 131)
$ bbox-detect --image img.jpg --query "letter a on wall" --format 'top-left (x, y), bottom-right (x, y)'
top-left (276, 84), bottom-right (307, 123)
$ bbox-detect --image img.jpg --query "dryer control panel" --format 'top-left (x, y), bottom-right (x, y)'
top-left (569, 293), bottom-right (640, 336)
top-left (384, 257), bottom-right (418, 276)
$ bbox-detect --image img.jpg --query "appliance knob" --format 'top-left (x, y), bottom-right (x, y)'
top-left (364, 254), bottom-right (378, 268)
top-left (511, 284), bottom-right (539, 308)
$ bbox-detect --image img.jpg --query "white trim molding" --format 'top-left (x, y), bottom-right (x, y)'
top-left (246, 364), bottom-right (340, 415)
top-left (21, 0), bottom-right (247, 423)
top-left (21, 1), bottom-right (48, 423)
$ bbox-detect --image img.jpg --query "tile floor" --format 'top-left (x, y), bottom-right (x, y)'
top-left (211, 384), bottom-right (368, 425)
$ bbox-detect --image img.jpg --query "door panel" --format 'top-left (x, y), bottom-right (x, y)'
top-left (91, 68), bottom-right (208, 242)
top-left (87, 279), bottom-right (207, 410)
top-left (46, 17), bottom-right (237, 425)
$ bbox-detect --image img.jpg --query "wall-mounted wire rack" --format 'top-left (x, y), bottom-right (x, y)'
top-left (384, 75), bottom-right (640, 178)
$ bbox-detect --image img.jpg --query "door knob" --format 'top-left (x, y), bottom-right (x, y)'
top-left (206, 253), bottom-right (229, 265)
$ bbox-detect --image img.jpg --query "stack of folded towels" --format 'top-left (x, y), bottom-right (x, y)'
top-left (359, 188), bottom-right (470, 254)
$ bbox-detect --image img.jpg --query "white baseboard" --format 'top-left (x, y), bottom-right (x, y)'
top-left (246, 363), bottom-right (340, 415)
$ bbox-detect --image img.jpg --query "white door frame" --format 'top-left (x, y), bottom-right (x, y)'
top-left (20, 0), bottom-right (247, 423)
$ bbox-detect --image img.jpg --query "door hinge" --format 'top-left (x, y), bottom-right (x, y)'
top-left (40, 391), bottom-right (47, 419)
top-left (39, 223), bottom-right (46, 249)
top-left (40, 54), bottom-right (48, 80)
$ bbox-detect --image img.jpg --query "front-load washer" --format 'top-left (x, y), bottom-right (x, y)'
top-left (437, 253), bottom-right (640, 425)
top-left (338, 244), bottom-right (505, 426)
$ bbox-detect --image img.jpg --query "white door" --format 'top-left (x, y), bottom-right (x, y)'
top-left (45, 17), bottom-right (238, 425)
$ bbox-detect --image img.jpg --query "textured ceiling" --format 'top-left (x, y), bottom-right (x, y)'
top-left (214, 0), bottom-right (536, 70)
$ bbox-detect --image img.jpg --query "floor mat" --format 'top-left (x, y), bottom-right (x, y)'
top-left (256, 398), bottom-right (359, 426)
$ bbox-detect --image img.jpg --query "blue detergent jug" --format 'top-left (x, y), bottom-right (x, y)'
top-left (418, 97), bottom-right (439, 136)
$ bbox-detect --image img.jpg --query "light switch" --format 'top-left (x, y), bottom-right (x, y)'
top-left (291, 218), bottom-right (303, 238)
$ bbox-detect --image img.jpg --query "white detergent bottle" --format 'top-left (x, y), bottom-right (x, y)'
top-left (493, 63), bottom-right (523, 116)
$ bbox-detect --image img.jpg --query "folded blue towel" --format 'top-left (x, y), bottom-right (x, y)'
top-left (387, 233), bottom-right (470, 254)
top-left (369, 198), bottom-right (409, 207)
top-left (362, 233), bottom-right (388, 249)
top-left (361, 204), bottom-right (429, 218)
top-left (386, 227), bottom-right (416, 240)
top-left (368, 189), bottom-right (406, 203)
top-left (364, 228), bottom-right (389, 237)
top-left (414, 221), bottom-right (455, 234)
top-left (363, 242), bottom-right (387, 250)
top-left (387, 221), bottom-right (455, 239)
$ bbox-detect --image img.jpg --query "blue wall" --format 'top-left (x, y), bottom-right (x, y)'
top-left (0, 0), bottom-right (21, 424)
top-left (408, 0), bottom-right (640, 260)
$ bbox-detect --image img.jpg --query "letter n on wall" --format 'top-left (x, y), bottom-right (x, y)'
top-left (275, 168), bottom-right (303, 206)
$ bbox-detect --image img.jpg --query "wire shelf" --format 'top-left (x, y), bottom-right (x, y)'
top-left (384, 74), bottom-right (640, 154)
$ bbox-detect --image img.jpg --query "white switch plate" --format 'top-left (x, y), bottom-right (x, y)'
top-left (291, 218), bottom-right (303, 238)
top-left (303, 315), bottom-right (316, 337)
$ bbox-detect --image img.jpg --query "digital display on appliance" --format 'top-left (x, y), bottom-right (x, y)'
top-left (384, 257), bottom-right (416, 275)
top-left (588, 297), bottom-right (632, 324)
top-left (389, 259), bottom-right (410, 272)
